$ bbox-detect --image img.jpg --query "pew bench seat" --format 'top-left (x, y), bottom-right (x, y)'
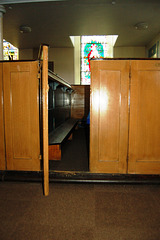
top-left (48, 118), bottom-right (78, 160)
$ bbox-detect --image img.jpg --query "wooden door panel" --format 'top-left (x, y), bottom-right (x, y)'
top-left (99, 70), bottom-right (120, 161)
top-left (128, 60), bottom-right (160, 174)
top-left (90, 60), bottom-right (129, 173)
top-left (3, 61), bottom-right (40, 171)
top-left (0, 63), bottom-right (5, 170)
top-left (11, 72), bottom-right (32, 159)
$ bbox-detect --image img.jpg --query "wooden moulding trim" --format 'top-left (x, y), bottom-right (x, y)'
top-left (42, 45), bottom-right (49, 196)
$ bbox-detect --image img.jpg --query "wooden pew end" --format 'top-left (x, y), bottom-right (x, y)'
top-left (49, 145), bottom-right (61, 161)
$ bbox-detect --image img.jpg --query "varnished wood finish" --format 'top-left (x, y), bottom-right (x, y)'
top-left (49, 118), bottom-right (78, 145)
top-left (49, 119), bottom-right (78, 160)
top-left (71, 85), bottom-right (90, 119)
top-left (0, 63), bottom-right (5, 170)
top-left (3, 61), bottom-right (40, 171)
top-left (49, 145), bottom-right (61, 160)
top-left (90, 60), bottom-right (129, 173)
top-left (128, 60), bottom-right (160, 174)
top-left (42, 45), bottom-right (49, 196)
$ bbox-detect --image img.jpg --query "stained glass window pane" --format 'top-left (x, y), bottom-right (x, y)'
top-left (81, 35), bottom-right (118, 85)
top-left (3, 39), bottom-right (19, 60)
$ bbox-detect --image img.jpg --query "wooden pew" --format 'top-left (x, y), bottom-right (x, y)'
top-left (49, 118), bottom-right (78, 160)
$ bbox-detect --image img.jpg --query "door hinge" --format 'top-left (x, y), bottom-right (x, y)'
top-left (37, 73), bottom-right (41, 79)
top-left (39, 154), bottom-right (42, 160)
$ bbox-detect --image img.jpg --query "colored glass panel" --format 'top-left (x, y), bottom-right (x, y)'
top-left (81, 35), bottom-right (118, 85)
top-left (3, 40), bottom-right (19, 60)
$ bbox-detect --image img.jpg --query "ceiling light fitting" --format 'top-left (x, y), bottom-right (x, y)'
top-left (134, 22), bottom-right (148, 30)
top-left (20, 25), bottom-right (32, 33)
top-left (111, 1), bottom-right (116, 5)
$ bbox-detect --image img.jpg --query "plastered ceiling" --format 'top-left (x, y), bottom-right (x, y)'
top-left (1, 0), bottom-right (160, 49)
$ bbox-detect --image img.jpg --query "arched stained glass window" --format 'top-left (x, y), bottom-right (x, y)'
top-left (3, 39), bottom-right (19, 60)
top-left (81, 35), bottom-right (118, 85)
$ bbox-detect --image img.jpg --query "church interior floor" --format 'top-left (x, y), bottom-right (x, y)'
top-left (0, 181), bottom-right (160, 240)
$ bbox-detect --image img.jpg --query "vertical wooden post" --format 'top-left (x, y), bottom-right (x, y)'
top-left (42, 45), bottom-right (49, 196)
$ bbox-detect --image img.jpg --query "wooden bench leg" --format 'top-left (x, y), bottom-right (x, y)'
top-left (68, 133), bottom-right (73, 140)
top-left (49, 145), bottom-right (61, 160)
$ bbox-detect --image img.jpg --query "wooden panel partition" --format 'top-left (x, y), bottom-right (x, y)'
top-left (0, 63), bottom-right (5, 170)
top-left (48, 87), bottom-right (71, 133)
top-left (0, 45), bottom-right (49, 195)
top-left (3, 61), bottom-right (40, 171)
top-left (90, 60), bottom-right (129, 173)
top-left (128, 60), bottom-right (160, 174)
top-left (90, 59), bottom-right (160, 174)
top-left (71, 85), bottom-right (90, 120)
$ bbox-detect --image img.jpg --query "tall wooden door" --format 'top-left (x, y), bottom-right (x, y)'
top-left (3, 61), bottom-right (40, 171)
top-left (90, 60), bottom-right (129, 173)
top-left (0, 63), bottom-right (5, 170)
top-left (128, 60), bottom-right (160, 174)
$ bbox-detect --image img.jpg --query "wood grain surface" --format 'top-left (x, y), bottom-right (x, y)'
top-left (0, 63), bottom-right (5, 170)
top-left (3, 61), bottom-right (40, 171)
top-left (90, 60), bottom-right (129, 173)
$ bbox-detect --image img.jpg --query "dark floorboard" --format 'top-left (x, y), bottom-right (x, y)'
top-left (49, 126), bottom-right (89, 171)
top-left (0, 181), bottom-right (160, 240)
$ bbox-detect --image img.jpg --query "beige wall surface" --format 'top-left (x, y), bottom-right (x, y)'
top-left (49, 48), bottom-right (74, 84)
top-left (19, 47), bottom-right (74, 84)
top-left (114, 46), bottom-right (146, 58)
top-left (74, 36), bottom-right (81, 85)
top-left (19, 49), bottom-right (33, 60)
top-left (19, 44), bottom-right (151, 85)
